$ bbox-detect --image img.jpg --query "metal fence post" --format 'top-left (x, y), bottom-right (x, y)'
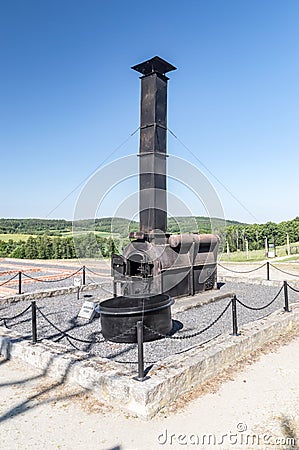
top-left (283, 281), bottom-right (290, 312)
top-left (232, 295), bottom-right (238, 336)
top-left (31, 301), bottom-right (37, 344)
top-left (133, 321), bottom-right (149, 382)
top-left (266, 262), bottom-right (270, 281)
top-left (18, 271), bottom-right (22, 295)
top-left (82, 266), bottom-right (86, 285)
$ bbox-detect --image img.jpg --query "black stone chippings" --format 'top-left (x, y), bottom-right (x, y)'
top-left (0, 282), bottom-right (297, 367)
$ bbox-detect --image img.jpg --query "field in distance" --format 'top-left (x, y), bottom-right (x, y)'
top-left (0, 233), bottom-right (37, 242)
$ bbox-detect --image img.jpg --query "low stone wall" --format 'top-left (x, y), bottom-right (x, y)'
top-left (1, 303), bottom-right (299, 419)
top-left (0, 281), bottom-right (111, 305)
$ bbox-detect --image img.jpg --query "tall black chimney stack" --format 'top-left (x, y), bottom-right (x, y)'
top-left (131, 56), bottom-right (176, 235)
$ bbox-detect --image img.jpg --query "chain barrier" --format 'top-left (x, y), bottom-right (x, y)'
top-left (36, 305), bottom-right (104, 344)
top-left (218, 262), bottom-right (266, 274)
top-left (22, 267), bottom-right (82, 283)
top-left (104, 324), bottom-right (138, 342)
top-left (286, 283), bottom-right (299, 293)
top-left (97, 282), bottom-right (113, 294)
top-left (0, 272), bottom-right (19, 287)
top-left (219, 261), bottom-right (299, 279)
top-left (0, 304), bottom-right (31, 323)
top-left (2, 277), bottom-right (297, 369)
top-left (36, 305), bottom-right (137, 345)
top-left (270, 264), bottom-right (299, 278)
top-left (168, 332), bottom-right (223, 357)
top-left (15, 264), bottom-right (299, 286)
top-left (85, 266), bottom-right (105, 277)
top-left (235, 285), bottom-right (283, 311)
top-left (0, 266), bottom-right (109, 297)
top-left (143, 299), bottom-right (232, 340)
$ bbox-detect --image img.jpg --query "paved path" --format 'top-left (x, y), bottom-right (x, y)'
top-left (0, 334), bottom-right (299, 450)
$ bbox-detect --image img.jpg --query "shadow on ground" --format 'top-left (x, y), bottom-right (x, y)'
top-left (0, 345), bottom-right (97, 425)
top-left (279, 414), bottom-right (299, 450)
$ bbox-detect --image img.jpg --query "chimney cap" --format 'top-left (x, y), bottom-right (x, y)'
top-left (131, 56), bottom-right (176, 76)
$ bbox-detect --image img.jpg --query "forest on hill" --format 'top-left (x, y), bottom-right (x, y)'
top-left (0, 216), bottom-right (242, 259)
top-left (0, 216), bottom-right (243, 236)
top-left (0, 216), bottom-right (298, 259)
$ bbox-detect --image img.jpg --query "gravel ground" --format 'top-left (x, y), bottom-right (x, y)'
top-left (1, 281), bottom-right (299, 368)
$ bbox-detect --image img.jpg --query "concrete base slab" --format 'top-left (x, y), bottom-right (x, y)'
top-left (218, 275), bottom-right (299, 288)
top-left (173, 289), bottom-right (234, 313)
top-left (1, 301), bottom-right (299, 419)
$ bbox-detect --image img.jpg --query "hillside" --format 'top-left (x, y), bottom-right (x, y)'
top-left (0, 217), bottom-right (245, 237)
top-left (1, 216), bottom-right (299, 260)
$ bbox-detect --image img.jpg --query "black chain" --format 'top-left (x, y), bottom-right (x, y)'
top-left (85, 266), bottom-right (106, 276)
top-left (235, 285), bottom-right (283, 311)
top-left (286, 283), bottom-right (299, 293)
top-left (22, 267), bottom-right (82, 283)
top-left (0, 304), bottom-right (31, 322)
top-left (218, 263), bottom-right (266, 274)
top-left (144, 299), bottom-right (232, 340)
top-left (36, 305), bottom-right (137, 344)
top-left (0, 272), bottom-right (19, 287)
top-left (270, 264), bottom-right (299, 278)
top-left (98, 282), bottom-right (113, 294)
top-left (36, 306), bottom-right (104, 344)
top-left (103, 324), bottom-right (137, 342)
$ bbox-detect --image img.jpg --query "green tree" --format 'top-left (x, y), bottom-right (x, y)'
top-left (10, 244), bottom-right (26, 258)
top-left (25, 236), bottom-right (38, 259)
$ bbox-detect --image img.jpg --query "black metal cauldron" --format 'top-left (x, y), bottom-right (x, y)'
top-left (99, 294), bottom-right (174, 343)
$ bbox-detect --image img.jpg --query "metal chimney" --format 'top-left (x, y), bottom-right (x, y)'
top-left (131, 56), bottom-right (176, 236)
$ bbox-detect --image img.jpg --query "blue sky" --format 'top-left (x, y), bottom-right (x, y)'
top-left (0, 0), bottom-right (298, 224)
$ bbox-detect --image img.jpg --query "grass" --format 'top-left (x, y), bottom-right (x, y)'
top-left (220, 242), bottom-right (299, 262)
top-left (0, 233), bottom-right (37, 242)
top-left (219, 250), bottom-right (266, 262)
top-left (63, 230), bottom-right (121, 238)
top-left (0, 231), bottom-right (121, 241)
